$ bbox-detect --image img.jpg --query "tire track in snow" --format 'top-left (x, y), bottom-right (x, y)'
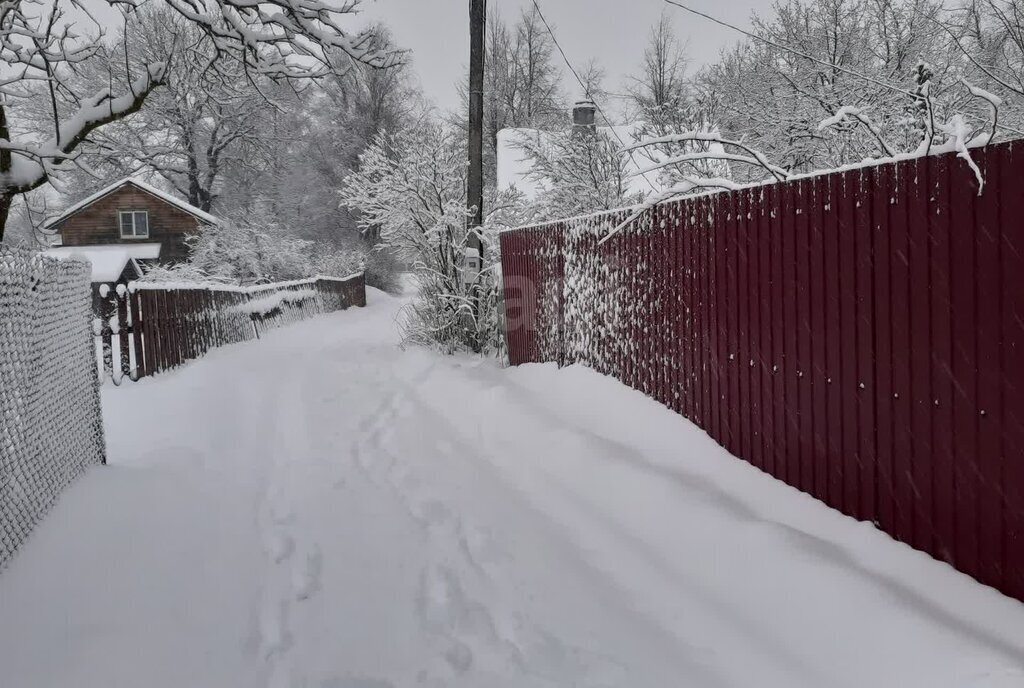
top-left (254, 369), bottom-right (329, 688)
top-left (348, 363), bottom-right (519, 683)
top-left (349, 361), bottom-right (628, 687)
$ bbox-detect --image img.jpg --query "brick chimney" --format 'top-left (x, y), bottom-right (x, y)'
top-left (572, 100), bottom-right (596, 133)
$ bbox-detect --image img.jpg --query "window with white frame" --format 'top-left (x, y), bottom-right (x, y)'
top-left (119, 210), bottom-right (149, 239)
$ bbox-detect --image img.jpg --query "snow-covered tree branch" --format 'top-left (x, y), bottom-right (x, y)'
top-left (0, 0), bottom-right (399, 242)
top-left (341, 123), bottom-right (528, 353)
top-left (515, 126), bottom-right (644, 222)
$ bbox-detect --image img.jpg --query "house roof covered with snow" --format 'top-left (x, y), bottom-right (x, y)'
top-left (44, 243), bottom-right (161, 283)
top-left (44, 178), bottom-right (219, 229)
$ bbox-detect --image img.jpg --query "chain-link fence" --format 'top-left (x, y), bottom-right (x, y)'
top-left (1, 246), bottom-right (106, 570)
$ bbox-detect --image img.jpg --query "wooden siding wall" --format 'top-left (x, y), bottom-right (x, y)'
top-left (56, 186), bottom-right (203, 262)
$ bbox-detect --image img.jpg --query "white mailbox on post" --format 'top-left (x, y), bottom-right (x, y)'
top-left (463, 246), bottom-right (481, 288)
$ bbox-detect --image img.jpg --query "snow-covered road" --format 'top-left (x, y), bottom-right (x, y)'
top-left (2, 288), bottom-right (1024, 688)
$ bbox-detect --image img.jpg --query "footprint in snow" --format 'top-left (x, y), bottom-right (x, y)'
top-left (411, 498), bottom-right (455, 531)
top-left (460, 525), bottom-right (503, 571)
top-left (443, 641), bottom-right (474, 675)
top-left (266, 484), bottom-right (295, 525)
top-left (259, 596), bottom-right (292, 659)
top-left (321, 677), bottom-right (395, 688)
top-left (292, 543), bottom-right (323, 601)
top-left (265, 529), bottom-right (295, 564)
top-left (267, 660), bottom-right (298, 688)
top-left (416, 565), bottom-right (499, 645)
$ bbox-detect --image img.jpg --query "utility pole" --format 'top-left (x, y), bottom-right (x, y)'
top-left (467, 0), bottom-right (485, 235)
top-left (466, 0), bottom-right (486, 349)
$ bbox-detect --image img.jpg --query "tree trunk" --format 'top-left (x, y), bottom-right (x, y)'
top-left (467, 0), bottom-right (487, 352)
top-left (0, 102), bottom-right (10, 244)
top-left (0, 195), bottom-right (12, 244)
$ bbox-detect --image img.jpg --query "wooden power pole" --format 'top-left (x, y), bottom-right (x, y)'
top-left (467, 0), bottom-right (485, 259)
top-left (466, 0), bottom-right (486, 350)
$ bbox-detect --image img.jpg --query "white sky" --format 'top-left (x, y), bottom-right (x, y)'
top-left (358, 0), bottom-right (779, 117)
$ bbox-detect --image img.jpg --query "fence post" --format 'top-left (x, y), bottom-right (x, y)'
top-left (128, 287), bottom-right (144, 380)
top-left (117, 286), bottom-right (131, 380)
top-left (98, 284), bottom-right (114, 382)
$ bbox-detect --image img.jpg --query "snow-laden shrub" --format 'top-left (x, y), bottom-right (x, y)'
top-left (362, 247), bottom-right (405, 295)
top-left (515, 126), bottom-right (645, 222)
top-left (137, 262), bottom-right (234, 286)
top-left (182, 215), bottom-right (319, 284)
top-left (139, 211), bottom-right (373, 287)
top-left (399, 222), bottom-right (505, 355)
top-left (341, 123), bottom-right (528, 354)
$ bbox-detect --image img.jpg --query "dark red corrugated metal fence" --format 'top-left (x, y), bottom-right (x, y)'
top-left (500, 141), bottom-right (1024, 603)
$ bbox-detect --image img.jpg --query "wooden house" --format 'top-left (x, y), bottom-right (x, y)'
top-left (44, 178), bottom-right (218, 284)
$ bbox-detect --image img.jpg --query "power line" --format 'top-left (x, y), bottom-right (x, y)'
top-left (661, 0), bottom-right (919, 100)
top-left (662, 0), bottom-right (1024, 138)
top-left (529, 0), bottom-right (660, 192)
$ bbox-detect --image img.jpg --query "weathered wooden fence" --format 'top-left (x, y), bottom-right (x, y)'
top-left (500, 140), bottom-right (1024, 603)
top-left (95, 273), bottom-right (366, 382)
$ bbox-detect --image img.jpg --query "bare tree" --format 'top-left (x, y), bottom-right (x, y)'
top-left (86, 7), bottom-right (280, 213)
top-left (628, 11), bottom-right (722, 186)
top-left (517, 127), bottom-right (643, 221)
top-left (943, 0), bottom-right (1024, 107)
top-left (578, 59), bottom-right (612, 125)
top-left (341, 122), bottom-right (527, 353)
top-left (631, 10), bottom-right (690, 110)
top-left (456, 7), bottom-right (565, 185)
top-left (693, 0), bottom-right (953, 176)
top-left (510, 7), bottom-right (564, 126)
top-left (210, 26), bottom-right (423, 249)
top-left (0, 0), bottom-right (397, 242)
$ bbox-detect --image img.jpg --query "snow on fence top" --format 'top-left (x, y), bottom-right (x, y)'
top-left (231, 288), bottom-right (318, 316)
top-left (0, 246), bottom-right (106, 570)
top-left (499, 137), bottom-right (1016, 238)
top-left (96, 272), bottom-right (367, 382)
top-left (128, 272), bottom-right (365, 293)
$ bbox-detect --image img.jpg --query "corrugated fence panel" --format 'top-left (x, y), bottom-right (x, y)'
top-left (854, 166), bottom-right (877, 527)
top-left (499, 140), bottom-right (1024, 604)
top-left (1000, 143), bottom-right (1024, 601)
top-left (929, 153), bottom-right (955, 566)
top-left (975, 146), bottom-right (1006, 590)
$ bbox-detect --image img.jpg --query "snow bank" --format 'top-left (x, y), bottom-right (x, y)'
top-left (45, 243), bottom-right (161, 283)
top-left (1, 289), bottom-right (1022, 687)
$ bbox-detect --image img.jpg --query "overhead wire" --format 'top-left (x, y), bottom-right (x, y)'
top-left (662, 0), bottom-right (919, 99)
top-left (661, 0), bottom-right (1024, 137)
top-left (529, 0), bottom-right (661, 192)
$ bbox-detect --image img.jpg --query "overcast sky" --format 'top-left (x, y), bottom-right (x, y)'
top-left (357, 0), bottom-right (779, 117)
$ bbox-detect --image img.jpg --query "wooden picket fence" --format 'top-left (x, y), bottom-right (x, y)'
top-left (95, 273), bottom-right (366, 382)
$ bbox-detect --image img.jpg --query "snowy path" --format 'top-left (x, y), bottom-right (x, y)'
top-left (2, 289), bottom-right (1024, 687)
